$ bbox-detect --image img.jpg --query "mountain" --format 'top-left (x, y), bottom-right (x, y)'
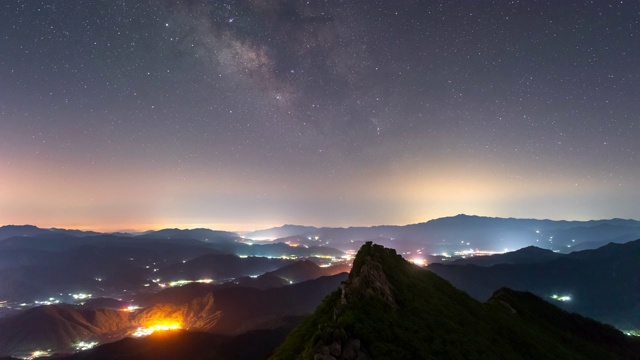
top-left (138, 273), bottom-right (348, 335)
top-left (245, 215), bottom-right (640, 254)
top-left (137, 228), bottom-right (240, 243)
top-left (230, 242), bottom-right (345, 259)
top-left (428, 239), bottom-right (640, 330)
top-left (0, 225), bottom-right (101, 241)
top-left (264, 260), bottom-right (350, 284)
top-left (270, 242), bottom-right (640, 359)
top-left (155, 253), bottom-right (294, 282)
top-left (0, 273), bottom-right (349, 358)
top-left (245, 225), bottom-right (320, 240)
top-left (450, 245), bottom-right (561, 266)
top-left (60, 325), bottom-right (297, 360)
top-left (226, 260), bottom-right (350, 289)
top-left (0, 245), bottom-right (154, 302)
top-left (182, 273), bottom-right (349, 335)
top-left (0, 304), bottom-right (132, 356)
top-left (0, 225), bottom-right (50, 241)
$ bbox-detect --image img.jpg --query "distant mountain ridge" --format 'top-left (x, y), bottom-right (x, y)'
top-left (5, 215), bottom-right (640, 254)
top-left (0, 225), bottom-right (103, 241)
top-left (429, 239), bottom-right (640, 330)
top-left (450, 245), bottom-right (561, 266)
top-left (244, 214), bottom-right (640, 253)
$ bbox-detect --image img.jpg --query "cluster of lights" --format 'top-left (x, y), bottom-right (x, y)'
top-left (24, 350), bottom-right (52, 359)
top-left (453, 249), bottom-right (504, 257)
top-left (73, 341), bottom-right (98, 351)
top-left (158, 279), bottom-right (213, 288)
top-left (238, 255), bottom-right (297, 260)
top-left (35, 298), bottom-right (61, 306)
top-left (550, 294), bottom-right (572, 302)
top-left (410, 258), bottom-right (426, 266)
top-left (121, 305), bottom-right (141, 312)
top-left (71, 293), bottom-right (92, 300)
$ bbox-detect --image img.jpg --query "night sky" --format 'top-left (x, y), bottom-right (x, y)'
top-left (1, 1), bottom-right (639, 231)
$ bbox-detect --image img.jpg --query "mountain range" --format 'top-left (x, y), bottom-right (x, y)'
top-left (428, 239), bottom-right (640, 330)
top-left (1, 217), bottom-right (640, 358)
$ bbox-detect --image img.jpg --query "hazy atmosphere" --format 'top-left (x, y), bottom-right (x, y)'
top-left (2, 1), bottom-right (639, 231)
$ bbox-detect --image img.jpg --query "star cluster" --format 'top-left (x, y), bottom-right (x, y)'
top-left (1, 1), bottom-right (639, 230)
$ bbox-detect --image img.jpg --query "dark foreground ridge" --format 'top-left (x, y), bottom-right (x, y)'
top-left (270, 242), bottom-right (640, 360)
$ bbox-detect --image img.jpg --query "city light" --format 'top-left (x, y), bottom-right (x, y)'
top-left (24, 350), bottom-right (52, 359)
top-left (550, 294), bottom-right (572, 302)
top-left (121, 305), bottom-right (141, 312)
top-left (73, 341), bottom-right (99, 351)
top-left (35, 298), bottom-right (60, 306)
top-left (71, 293), bottom-right (92, 300)
top-left (159, 279), bottom-right (214, 288)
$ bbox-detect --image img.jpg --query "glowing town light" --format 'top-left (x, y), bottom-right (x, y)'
top-left (132, 327), bottom-right (154, 337)
top-left (71, 293), bottom-right (92, 300)
top-left (25, 350), bottom-right (52, 359)
top-left (121, 305), bottom-right (141, 312)
top-left (410, 258), bottom-right (426, 266)
top-left (166, 279), bottom-right (214, 287)
top-left (35, 297), bottom-right (61, 306)
top-left (550, 294), bottom-right (572, 302)
top-left (73, 341), bottom-right (99, 351)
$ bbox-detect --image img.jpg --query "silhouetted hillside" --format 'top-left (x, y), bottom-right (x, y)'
top-left (429, 239), bottom-right (640, 329)
top-left (60, 325), bottom-right (296, 360)
top-left (156, 254), bottom-right (293, 281)
top-left (0, 304), bottom-right (132, 356)
top-left (270, 242), bottom-right (640, 359)
top-left (246, 215), bottom-right (640, 253)
top-left (450, 245), bottom-right (561, 266)
top-left (265, 260), bottom-right (350, 284)
top-left (137, 228), bottom-right (240, 243)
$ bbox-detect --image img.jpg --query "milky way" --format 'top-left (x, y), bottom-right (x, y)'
top-left (1, 1), bottom-right (639, 231)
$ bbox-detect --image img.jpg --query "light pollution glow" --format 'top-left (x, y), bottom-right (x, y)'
top-left (1, 153), bottom-right (637, 232)
top-left (1, 1), bottom-right (639, 232)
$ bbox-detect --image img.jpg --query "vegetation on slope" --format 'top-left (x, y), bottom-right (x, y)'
top-left (270, 242), bottom-right (640, 360)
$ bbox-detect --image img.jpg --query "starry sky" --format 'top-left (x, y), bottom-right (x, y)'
top-left (1, 0), bottom-right (639, 232)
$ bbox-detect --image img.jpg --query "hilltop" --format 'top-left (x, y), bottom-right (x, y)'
top-left (270, 242), bottom-right (640, 359)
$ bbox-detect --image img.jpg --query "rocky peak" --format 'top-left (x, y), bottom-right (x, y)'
top-left (342, 242), bottom-right (397, 308)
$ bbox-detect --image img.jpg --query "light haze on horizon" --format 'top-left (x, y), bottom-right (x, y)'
top-left (1, 1), bottom-right (639, 231)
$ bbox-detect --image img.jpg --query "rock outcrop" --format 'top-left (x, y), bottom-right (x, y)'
top-left (270, 242), bottom-right (640, 360)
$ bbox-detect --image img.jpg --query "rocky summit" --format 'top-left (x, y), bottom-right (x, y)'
top-left (270, 242), bottom-right (640, 360)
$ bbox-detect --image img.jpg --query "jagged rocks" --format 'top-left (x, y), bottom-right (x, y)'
top-left (343, 242), bottom-right (396, 308)
top-left (312, 325), bottom-right (367, 360)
